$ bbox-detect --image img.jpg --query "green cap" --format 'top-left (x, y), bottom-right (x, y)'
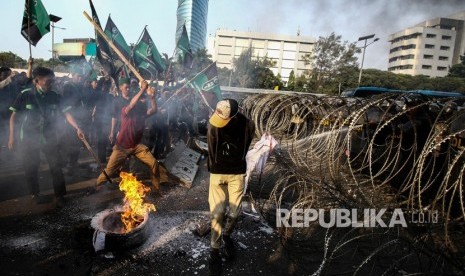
top-left (89, 71), bottom-right (98, 81)
top-left (118, 77), bottom-right (130, 86)
top-left (69, 64), bottom-right (83, 75)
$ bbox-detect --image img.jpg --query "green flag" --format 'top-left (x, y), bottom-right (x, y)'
top-left (21, 0), bottom-right (50, 46)
top-left (176, 24), bottom-right (193, 68)
top-left (89, 0), bottom-right (116, 77)
top-left (188, 62), bottom-right (222, 107)
top-left (133, 27), bottom-right (166, 78)
top-left (104, 15), bottom-right (131, 61)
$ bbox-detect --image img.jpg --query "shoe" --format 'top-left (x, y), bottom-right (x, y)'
top-left (152, 188), bottom-right (164, 198)
top-left (208, 249), bottom-right (222, 276)
top-left (32, 193), bottom-right (51, 204)
top-left (222, 235), bottom-right (236, 260)
top-left (64, 167), bottom-right (74, 176)
top-left (55, 196), bottom-right (66, 208)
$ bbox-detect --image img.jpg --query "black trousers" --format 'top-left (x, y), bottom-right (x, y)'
top-left (148, 123), bottom-right (170, 158)
top-left (94, 119), bottom-right (110, 163)
top-left (64, 123), bottom-right (81, 166)
top-left (22, 140), bottom-right (66, 197)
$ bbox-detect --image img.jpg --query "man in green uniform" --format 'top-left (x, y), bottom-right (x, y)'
top-left (8, 66), bottom-right (83, 207)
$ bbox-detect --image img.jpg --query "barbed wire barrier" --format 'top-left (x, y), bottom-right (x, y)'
top-left (242, 92), bottom-right (465, 275)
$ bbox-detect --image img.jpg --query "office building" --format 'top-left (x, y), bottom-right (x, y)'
top-left (53, 38), bottom-right (95, 61)
top-left (208, 29), bottom-right (315, 83)
top-left (388, 11), bottom-right (465, 77)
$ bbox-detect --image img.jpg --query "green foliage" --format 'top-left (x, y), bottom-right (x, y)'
top-left (358, 69), bottom-right (465, 92)
top-left (0, 52), bottom-right (26, 68)
top-left (225, 47), bottom-right (283, 89)
top-left (303, 32), bottom-right (359, 94)
top-left (448, 63), bottom-right (465, 78)
top-left (190, 48), bottom-right (213, 76)
top-left (217, 66), bottom-right (233, 86)
top-left (287, 70), bottom-right (296, 91)
top-left (0, 51), bottom-right (68, 73)
top-left (171, 48), bottom-right (214, 82)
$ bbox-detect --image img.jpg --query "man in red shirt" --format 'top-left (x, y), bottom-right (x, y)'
top-left (96, 79), bottom-right (164, 194)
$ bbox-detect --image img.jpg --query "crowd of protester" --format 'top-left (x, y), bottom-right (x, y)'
top-left (0, 60), bottom-right (209, 206)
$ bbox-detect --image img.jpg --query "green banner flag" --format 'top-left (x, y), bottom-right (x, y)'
top-left (133, 27), bottom-right (166, 78)
top-left (176, 24), bottom-right (193, 68)
top-left (104, 15), bottom-right (131, 61)
top-left (21, 0), bottom-right (50, 46)
top-left (188, 62), bottom-right (222, 106)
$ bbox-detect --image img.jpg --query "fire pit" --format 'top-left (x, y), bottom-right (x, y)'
top-left (91, 207), bottom-right (150, 251)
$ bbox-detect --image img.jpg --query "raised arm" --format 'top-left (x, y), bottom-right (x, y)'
top-left (124, 80), bottom-right (148, 115)
top-left (147, 86), bottom-right (157, 116)
top-left (8, 112), bottom-right (16, 150)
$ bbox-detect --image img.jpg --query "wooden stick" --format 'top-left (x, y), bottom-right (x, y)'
top-left (83, 11), bottom-right (144, 82)
top-left (28, 0), bottom-right (32, 59)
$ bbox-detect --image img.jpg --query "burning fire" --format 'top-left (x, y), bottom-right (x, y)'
top-left (119, 172), bottom-right (156, 233)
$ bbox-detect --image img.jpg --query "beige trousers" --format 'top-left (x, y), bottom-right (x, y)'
top-left (208, 173), bottom-right (245, 249)
top-left (96, 144), bottom-right (167, 191)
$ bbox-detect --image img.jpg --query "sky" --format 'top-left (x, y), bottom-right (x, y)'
top-left (0, 0), bottom-right (464, 70)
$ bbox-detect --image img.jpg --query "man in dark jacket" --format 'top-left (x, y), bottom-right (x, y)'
top-left (8, 66), bottom-right (83, 207)
top-left (207, 99), bottom-right (255, 275)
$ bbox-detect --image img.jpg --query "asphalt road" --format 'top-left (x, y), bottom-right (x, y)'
top-left (0, 145), bottom-right (98, 202)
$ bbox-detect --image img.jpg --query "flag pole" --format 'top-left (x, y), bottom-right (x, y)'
top-left (27, 0), bottom-right (32, 59)
top-left (83, 11), bottom-right (145, 82)
top-left (163, 22), bottom-right (187, 88)
top-left (159, 62), bottom-right (216, 111)
top-left (130, 25), bottom-right (147, 67)
top-left (163, 47), bottom-right (177, 84)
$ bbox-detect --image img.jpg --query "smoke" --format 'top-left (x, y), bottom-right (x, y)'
top-left (211, 0), bottom-right (465, 70)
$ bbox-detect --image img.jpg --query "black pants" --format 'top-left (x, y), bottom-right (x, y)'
top-left (22, 140), bottom-right (66, 197)
top-left (149, 123), bottom-right (170, 158)
top-left (0, 112), bottom-right (9, 148)
top-left (94, 119), bottom-right (110, 163)
top-left (64, 123), bottom-right (81, 166)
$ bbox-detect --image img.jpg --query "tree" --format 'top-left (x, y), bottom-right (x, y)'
top-left (448, 55), bottom-right (465, 78)
top-left (287, 70), bottom-right (296, 91)
top-left (217, 66), bottom-right (233, 86)
top-left (191, 48), bottom-right (213, 73)
top-left (229, 47), bottom-right (283, 89)
top-left (172, 48), bottom-right (214, 82)
top-left (303, 32), bottom-right (359, 94)
top-left (294, 74), bottom-right (309, 92)
top-left (448, 64), bottom-right (465, 78)
top-left (0, 52), bottom-right (26, 68)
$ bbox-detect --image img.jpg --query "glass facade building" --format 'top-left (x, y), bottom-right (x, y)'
top-left (176, 0), bottom-right (209, 53)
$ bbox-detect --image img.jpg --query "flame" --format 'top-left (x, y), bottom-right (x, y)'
top-left (119, 172), bottom-right (156, 233)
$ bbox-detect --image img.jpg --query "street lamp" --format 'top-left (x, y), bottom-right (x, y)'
top-left (49, 14), bottom-right (65, 69)
top-left (357, 34), bottom-right (379, 86)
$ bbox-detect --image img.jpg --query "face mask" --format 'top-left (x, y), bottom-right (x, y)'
top-left (37, 85), bottom-right (45, 94)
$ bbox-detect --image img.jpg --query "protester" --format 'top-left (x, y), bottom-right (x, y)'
top-left (109, 77), bottom-right (131, 144)
top-left (93, 76), bottom-right (114, 163)
top-left (148, 89), bottom-right (170, 158)
top-left (130, 78), bottom-right (139, 95)
top-left (8, 65), bottom-right (83, 207)
top-left (95, 79), bottom-right (167, 195)
top-left (0, 67), bottom-right (19, 150)
top-left (84, 72), bottom-right (99, 145)
top-left (207, 99), bottom-right (255, 275)
top-left (61, 65), bottom-right (94, 171)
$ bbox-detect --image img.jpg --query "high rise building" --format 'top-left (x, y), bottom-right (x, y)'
top-left (208, 29), bottom-right (315, 83)
top-left (388, 11), bottom-right (465, 77)
top-left (176, 0), bottom-right (209, 53)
